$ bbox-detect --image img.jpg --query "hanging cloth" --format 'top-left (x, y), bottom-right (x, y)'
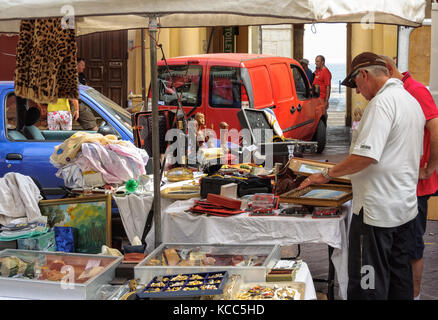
top-left (14, 18), bottom-right (78, 104)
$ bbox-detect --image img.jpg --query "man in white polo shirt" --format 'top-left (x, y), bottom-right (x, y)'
top-left (298, 52), bottom-right (425, 299)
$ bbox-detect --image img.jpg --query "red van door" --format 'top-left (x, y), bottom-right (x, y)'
top-left (247, 64), bottom-right (275, 111)
top-left (266, 62), bottom-right (298, 138)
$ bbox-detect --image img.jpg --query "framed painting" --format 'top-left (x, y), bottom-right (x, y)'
top-left (279, 184), bottom-right (352, 207)
top-left (39, 195), bottom-right (111, 254)
top-left (287, 157), bottom-right (351, 184)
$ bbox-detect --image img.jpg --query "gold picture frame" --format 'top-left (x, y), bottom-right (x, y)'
top-left (39, 195), bottom-right (112, 254)
top-left (161, 184), bottom-right (201, 200)
top-left (288, 157), bottom-right (351, 184)
top-left (279, 184), bottom-right (352, 207)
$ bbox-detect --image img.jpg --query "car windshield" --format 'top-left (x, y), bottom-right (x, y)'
top-left (157, 65), bottom-right (202, 107)
top-left (84, 88), bottom-right (132, 131)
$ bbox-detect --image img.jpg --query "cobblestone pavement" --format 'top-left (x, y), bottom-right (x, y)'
top-left (285, 124), bottom-right (438, 300)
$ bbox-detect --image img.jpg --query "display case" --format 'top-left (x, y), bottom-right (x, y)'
top-left (135, 243), bottom-right (281, 284)
top-left (0, 249), bottom-right (123, 300)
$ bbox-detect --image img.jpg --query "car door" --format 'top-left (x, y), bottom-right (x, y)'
top-left (266, 61), bottom-right (296, 137)
top-left (0, 87), bottom-right (133, 196)
top-left (0, 89), bottom-right (63, 194)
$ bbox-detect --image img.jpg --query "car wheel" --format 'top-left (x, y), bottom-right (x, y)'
top-left (312, 120), bottom-right (326, 153)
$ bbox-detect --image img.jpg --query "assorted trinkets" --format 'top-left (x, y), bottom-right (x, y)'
top-left (137, 271), bottom-right (229, 298)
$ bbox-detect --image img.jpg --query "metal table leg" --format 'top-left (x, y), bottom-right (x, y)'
top-left (327, 245), bottom-right (335, 300)
top-left (312, 245), bottom-right (336, 300)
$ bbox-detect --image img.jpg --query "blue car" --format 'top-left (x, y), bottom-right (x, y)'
top-left (0, 81), bottom-right (134, 196)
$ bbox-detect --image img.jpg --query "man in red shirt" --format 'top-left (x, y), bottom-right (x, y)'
top-left (313, 55), bottom-right (332, 109)
top-left (380, 55), bottom-right (438, 300)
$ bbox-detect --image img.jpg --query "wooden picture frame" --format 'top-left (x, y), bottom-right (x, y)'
top-left (288, 157), bottom-right (351, 184)
top-left (39, 195), bottom-right (111, 254)
top-left (279, 184), bottom-right (352, 207)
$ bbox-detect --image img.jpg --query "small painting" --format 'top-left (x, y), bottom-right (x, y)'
top-left (299, 189), bottom-right (348, 200)
top-left (39, 195), bottom-right (111, 254)
top-left (298, 164), bottom-right (325, 174)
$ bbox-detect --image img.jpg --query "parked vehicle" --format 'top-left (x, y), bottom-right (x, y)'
top-left (150, 53), bottom-right (327, 152)
top-left (0, 81), bottom-right (133, 195)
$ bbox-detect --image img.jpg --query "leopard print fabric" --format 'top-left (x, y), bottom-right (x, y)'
top-left (15, 18), bottom-right (78, 104)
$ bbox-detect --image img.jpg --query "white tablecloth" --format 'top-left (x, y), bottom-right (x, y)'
top-left (295, 262), bottom-right (317, 300)
top-left (146, 197), bottom-right (352, 300)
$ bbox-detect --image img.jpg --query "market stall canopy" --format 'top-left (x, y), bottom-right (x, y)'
top-left (0, 0), bottom-right (426, 35)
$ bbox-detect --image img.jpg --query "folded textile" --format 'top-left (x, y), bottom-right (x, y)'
top-left (76, 142), bottom-right (149, 184)
top-left (50, 132), bottom-right (122, 166)
top-left (0, 172), bottom-right (43, 226)
top-left (55, 162), bottom-right (84, 189)
top-left (0, 228), bottom-right (48, 241)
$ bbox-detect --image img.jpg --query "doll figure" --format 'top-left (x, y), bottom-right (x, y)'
top-left (194, 112), bottom-right (207, 149)
top-left (352, 107), bottom-right (363, 130)
top-left (219, 121), bottom-right (230, 153)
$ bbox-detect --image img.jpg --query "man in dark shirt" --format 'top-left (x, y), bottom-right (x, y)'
top-left (78, 57), bottom-right (87, 85)
top-left (76, 57), bottom-right (98, 130)
top-left (299, 58), bottom-right (314, 84)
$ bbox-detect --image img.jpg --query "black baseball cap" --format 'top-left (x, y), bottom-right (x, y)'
top-left (342, 52), bottom-right (387, 88)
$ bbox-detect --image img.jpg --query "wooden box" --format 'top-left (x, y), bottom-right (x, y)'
top-left (427, 196), bottom-right (438, 221)
top-left (279, 184), bottom-right (352, 207)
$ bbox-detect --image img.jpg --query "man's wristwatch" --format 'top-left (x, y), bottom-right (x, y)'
top-left (321, 167), bottom-right (333, 180)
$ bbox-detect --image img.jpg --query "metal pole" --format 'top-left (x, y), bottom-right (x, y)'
top-left (397, 26), bottom-right (413, 73)
top-left (141, 28), bottom-right (147, 111)
top-left (149, 16), bottom-right (162, 247)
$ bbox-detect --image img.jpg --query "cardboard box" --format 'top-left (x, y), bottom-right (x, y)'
top-left (427, 196), bottom-right (438, 221)
top-left (17, 231), bottom-right (56, 251)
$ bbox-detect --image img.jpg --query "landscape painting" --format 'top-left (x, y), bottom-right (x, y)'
top-left (39, 195), bottom-right (111, 254)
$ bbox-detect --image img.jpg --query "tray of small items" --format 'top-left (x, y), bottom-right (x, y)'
top-left (136, 271), bottom-right (229, 299)
top-left (233, 281), bottom-right (305, 300)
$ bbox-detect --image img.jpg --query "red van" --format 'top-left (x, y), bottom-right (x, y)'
top-left (150, 53), bottom-right (327, 152)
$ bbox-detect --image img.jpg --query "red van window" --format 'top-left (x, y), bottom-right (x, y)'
top-left (157, 65), bottom-right (202, 107)
top-left (270, 63), bottom-right (293, 101)
top-left (290, 65), bottom-right (310, 100)
top-left (247, 66), bottom-right (273, 109)
top-left (209, 66), bottom-right (241, 108)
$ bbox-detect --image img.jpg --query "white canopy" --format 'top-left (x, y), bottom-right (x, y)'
top-left (0, 0), bottom-right (426, 35)
top-left (0, 0), bottom-right (427, 247)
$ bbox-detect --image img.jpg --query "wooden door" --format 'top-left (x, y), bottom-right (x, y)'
top-left (77, 30), bottom-right (128, 108)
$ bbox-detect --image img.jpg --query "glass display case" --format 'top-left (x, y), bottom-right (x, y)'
top-left (0, 249), bottom-right (123, 300)
top-left (135, 243), bottom-right (281, 284)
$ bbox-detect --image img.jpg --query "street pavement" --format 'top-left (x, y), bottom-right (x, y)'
top-left (283, 121), bottom-right (438, 300)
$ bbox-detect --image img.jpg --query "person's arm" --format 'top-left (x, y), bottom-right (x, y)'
top-left (298, 154), bottom-right (375, 189)
top-left (420, 117), bottom-right (438, 179)
top-left (324, 69), bottom-right (331, 105)
top-left (71, 99), bottom-right (79, 121)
